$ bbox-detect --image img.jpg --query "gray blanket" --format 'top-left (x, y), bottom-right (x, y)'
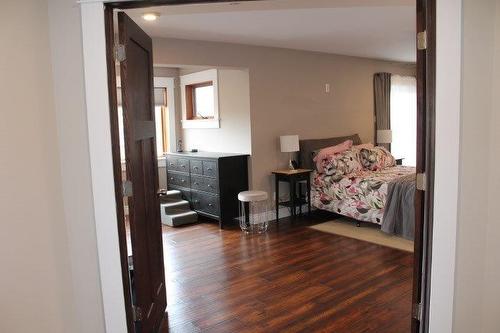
top-left (381, 174), bottom-right (416, 240)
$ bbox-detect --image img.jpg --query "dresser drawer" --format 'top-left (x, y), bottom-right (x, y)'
top-left (167, 172), bottom-right (189, 187)
top-left (190, 160), bottom-right (203, 175)
top-left (166, 156), bottom-right (178, 171)
top-left (177, 158), bottom-right (190, 173)
top-left (190, 175), bottom-right (204, 192)
top-left (166, 156), bottom-right (190, 173)
top-left (191, 175), bottom-right (219, 194)
top-left (202, 160), bottom-right (218, 177)
top-left (192, 191), bottom-right (220, 217)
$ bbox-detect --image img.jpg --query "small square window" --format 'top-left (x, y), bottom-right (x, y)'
top-left (186, 81), bottom-right (215, 120)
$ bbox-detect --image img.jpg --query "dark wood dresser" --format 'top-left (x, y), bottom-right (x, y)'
top-left (166, 152), bottom-right (249, 228)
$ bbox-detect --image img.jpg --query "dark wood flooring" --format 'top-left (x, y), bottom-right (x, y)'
top-left (159, 214), bottom-right (413, 332)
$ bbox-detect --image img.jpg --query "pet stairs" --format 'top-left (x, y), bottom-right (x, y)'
top-left (159, 190), bottom-right (198, 227)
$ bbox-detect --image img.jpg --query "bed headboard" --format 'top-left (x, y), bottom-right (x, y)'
top-left (298, 134), bottom-right (362, 170)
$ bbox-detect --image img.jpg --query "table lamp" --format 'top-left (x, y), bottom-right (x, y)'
top-left (377, 129), bottom-right (392, 149)
top-left (280, 135), bottom-right (299, 170)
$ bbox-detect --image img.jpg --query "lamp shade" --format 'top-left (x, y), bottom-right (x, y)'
top-left (377, 130), bottom-right (392, 144)
top-left (280, 135), bottom-right (299, 152)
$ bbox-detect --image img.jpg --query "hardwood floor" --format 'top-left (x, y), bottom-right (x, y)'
top-left (159, 214), bottom-right (413, 332)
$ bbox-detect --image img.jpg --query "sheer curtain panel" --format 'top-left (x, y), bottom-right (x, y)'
top-left (390, 75), bottom-right (417, 166)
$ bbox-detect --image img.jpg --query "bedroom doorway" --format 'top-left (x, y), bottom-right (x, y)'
top-left (102, 1), bottom-right (435, 332)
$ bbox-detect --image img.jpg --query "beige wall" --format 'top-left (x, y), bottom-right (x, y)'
top-left (0, 1), bottom-right (76, 332)
top-left (153, 38), bottom-right (415, 196)
top-left (181, 68), bottom-right (252, 155)
top-left (453, 0), bottom-right (500, 332)
top-left (484, 4), bottom-right (500, 332)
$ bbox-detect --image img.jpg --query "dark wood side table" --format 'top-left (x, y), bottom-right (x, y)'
top-left (272, 169), bottom-right (313, 221)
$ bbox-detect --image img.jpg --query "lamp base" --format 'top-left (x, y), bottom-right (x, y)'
top-left (288, 158), bottom-right (296, 170)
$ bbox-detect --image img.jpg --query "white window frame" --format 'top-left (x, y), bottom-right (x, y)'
top-left (154, 77), bottom-right (177, 154)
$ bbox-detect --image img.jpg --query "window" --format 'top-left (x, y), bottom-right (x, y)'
top-left (117, 87), bottom-right (169, 161)
top-left (185, 81), bottom-right (215, 119)
top-left (180, 69), bottom-right (220, 129)
top-left (390, 75), bottom-right (417, 166)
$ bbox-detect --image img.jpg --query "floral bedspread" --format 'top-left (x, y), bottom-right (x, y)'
top-left (312, 166), bottom-right (416, 225)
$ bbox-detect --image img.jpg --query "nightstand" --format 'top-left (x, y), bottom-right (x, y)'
top-left (272, 169), bottom-right (313, 221)
top-left (396, 158), bottom-right (404, 165)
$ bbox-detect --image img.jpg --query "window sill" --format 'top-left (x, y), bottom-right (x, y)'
top-left (182, 118), bottom-right (220, 129)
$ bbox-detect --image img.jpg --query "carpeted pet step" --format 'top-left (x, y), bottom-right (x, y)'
top-left (162, 200), bottom-right (190, 215)
top-left (161, 210), bottom-right (198, 227)
top-left (165, 190), bottom-right (182, 199)
top-left (159, 190), bottom-right (183, 204)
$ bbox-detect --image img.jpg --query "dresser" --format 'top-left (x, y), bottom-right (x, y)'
top-left (166, 152), bottom-right (249, 228)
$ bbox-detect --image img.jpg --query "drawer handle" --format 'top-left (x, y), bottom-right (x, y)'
top-left (181, 179), bottom-right (185, 183)
top-left (208, 203), bottom-right (213, 207)
top-left (207, 168), bottom-right (213, 172)
top-left (169, 163), bottom-right (175, 166)
top-left (170, 177), bottom-right (174, 181)
top-left (207, 184), bottom-right (212, 188)
top-left (193, 166), bottom-right (199, 170)
top-left (181, 164), bottom-right (186, 168)
top-left (194, 182), bottom-right (199, 186)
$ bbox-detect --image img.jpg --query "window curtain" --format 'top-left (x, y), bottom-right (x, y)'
top-left (390, 75), bottom-right (417, 166)
top-left (373, 73), bottom-right (392, 150)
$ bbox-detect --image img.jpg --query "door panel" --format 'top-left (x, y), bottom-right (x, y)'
top-left (413, 0), bottom-right (435, 332)
top-left (118, 12), bottom-right (166, 332)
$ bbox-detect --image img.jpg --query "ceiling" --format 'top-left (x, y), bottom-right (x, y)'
top-left (124, 0), bottom-right (416, 63)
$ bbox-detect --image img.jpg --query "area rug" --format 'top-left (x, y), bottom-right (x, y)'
top-left (309, 218), bottom-right (414, 252)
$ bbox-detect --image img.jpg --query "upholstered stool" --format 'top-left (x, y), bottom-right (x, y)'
top-left (238, 191), bottom-right (269, 234)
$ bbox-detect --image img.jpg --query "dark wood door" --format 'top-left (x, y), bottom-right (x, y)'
top-left (413, 0), bottom-right (435, 332)
top-left (118, 12), bottom-right (166, 332)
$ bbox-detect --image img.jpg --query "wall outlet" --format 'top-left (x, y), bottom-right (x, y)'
top-left (325, 83), bottom-right (330, 93)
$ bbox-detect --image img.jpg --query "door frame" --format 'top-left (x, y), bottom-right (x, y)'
top-left (105, 1), bottom-right (435, 331)
top-left (78, 1), bottom-right (460, 332)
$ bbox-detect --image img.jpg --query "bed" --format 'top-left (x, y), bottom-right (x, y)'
top-left (299, 135), bottom-right (416, 240)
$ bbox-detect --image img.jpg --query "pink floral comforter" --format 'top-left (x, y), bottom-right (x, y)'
top-left (312, 166), bottom-right (416, 225)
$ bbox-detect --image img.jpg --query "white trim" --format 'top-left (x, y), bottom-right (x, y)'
top-left (80, 3), bottom-right (127, 333)
top-left (157, 156), bottom-right (166, 167)
top-left (429, 0), bottom-right (461, 332)
top-left (235, 204), bottom-right (311, 224)
top-left (180, 69), bottom-right (220, 129)
top-left (154, 77), bottom-right (178, 152)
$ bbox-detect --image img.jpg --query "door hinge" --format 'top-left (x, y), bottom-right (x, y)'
top-left (417, 31), bottom-right (427, 50)
top-left (115, 44), bottom-right (126, 62)
top-left (412, 302), bottom-right (423, 321)
top-left (132, 305), bottom-right (143, 322)
top-left (416, 172), bottom-right (426, 191)
top-left (122, 180), bottom-right (133, 197)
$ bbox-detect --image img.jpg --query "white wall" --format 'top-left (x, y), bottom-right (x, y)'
top-left (48, 0), bottom-right (106, 332)
top-left (428, 0), bottom-right (462, 332)
top-left (0, 1), bottom-right (76, 332)
top-left (453, 0), bottom-right (500, 332)
top-left (181, 68), bottom-right (252, 154)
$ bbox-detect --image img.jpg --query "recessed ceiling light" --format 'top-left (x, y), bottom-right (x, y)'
top-left (142, 13), bottom-right (160, 21)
